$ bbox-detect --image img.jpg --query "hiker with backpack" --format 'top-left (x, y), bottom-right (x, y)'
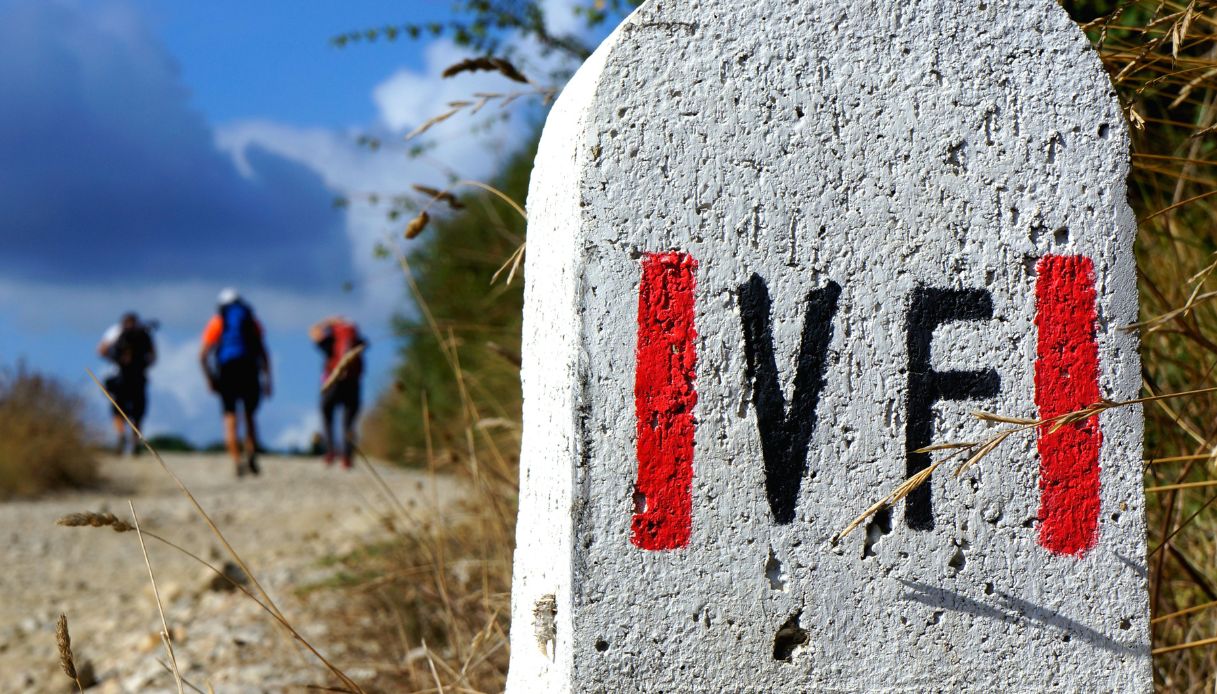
top-left (199, 289), bottom-right (271, 477)
top-left (309, 316), bottom-right (367, 469)
top-left (97, 312), bottom-right (156, 454)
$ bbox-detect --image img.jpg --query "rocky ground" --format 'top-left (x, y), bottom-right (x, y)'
top-left (0, 452), bottom-right (462, 693)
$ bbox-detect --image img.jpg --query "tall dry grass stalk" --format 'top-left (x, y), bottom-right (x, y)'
top-left (311, 183), bottom-right (525, 691)
top-left (129, 500), bottom-right (185, 694)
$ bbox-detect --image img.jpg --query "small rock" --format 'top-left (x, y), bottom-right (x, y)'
top-left (76, 659), bottom-right (98, 689)
top-left (159, 581), bottom-right (184, 603)
top-left (205, 561), bottom-right (249, 592)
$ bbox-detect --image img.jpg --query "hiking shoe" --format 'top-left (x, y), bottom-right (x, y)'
top-left (246, 452), bottom-right (260, 476)
top-left (341, 455), bottom-right (353, 470)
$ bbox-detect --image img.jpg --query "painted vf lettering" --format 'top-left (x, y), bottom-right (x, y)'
top-left (904, 287), bottom-right (1001, 531)
top-left (630, 259), bottom-right (1100, 553)
top-left (739, 275), bottom-right (842, 525)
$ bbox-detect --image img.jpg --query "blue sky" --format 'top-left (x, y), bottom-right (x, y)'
top-left (0, 0), bottom-right (591, 448)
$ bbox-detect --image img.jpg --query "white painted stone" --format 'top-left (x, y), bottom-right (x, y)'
top-left (510, 0), bottom-right (1150, 691)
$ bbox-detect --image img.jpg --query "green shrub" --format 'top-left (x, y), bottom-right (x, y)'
top-left (145, 433), bottom-right (195, 452)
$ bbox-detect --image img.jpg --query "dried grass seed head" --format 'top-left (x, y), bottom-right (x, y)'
top-left (56, 511), bottom-right (134, 532)
top-left (405, 211), bottom-right (431, 239)
top-left (56, 614), bottom-right (78, 681)
top-left (441, 56), bottom-right (529, 83)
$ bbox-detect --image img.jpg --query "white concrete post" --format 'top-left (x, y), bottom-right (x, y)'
top-left (510, 0), bottom-right (1151, 691)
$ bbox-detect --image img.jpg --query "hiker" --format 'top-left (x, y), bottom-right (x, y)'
top-left (199, 289), bottom-right (272, 477)
top-left (309, 316), bottom-right (367, 469)
top-left (97, 312), bottom-right (156, 454)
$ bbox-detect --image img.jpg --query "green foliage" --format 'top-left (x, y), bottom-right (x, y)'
top-left (145, 433), bottom-right (195, 452)
top-left (0, 366), bottom-right (97, 498)
top-left (362, 140), bottom-right (536, 461)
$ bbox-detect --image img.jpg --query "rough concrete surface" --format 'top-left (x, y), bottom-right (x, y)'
top-left (509, 0), bottom-right (1150, 691)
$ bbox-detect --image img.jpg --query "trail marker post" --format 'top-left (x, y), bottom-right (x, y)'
top-left (509, 0), bottom-right (1151, 691)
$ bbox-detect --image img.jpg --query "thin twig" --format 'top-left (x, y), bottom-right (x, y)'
top-left (321, 344), bottom-right (366, 393)
top-left (157, 659), bottom-right (208, 694)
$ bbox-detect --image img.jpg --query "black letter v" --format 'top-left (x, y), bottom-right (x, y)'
top-left (739, 275), bottom-right (841, 525)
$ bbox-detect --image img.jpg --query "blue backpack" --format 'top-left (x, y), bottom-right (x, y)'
top-left (216, 301), bottom-right (262, 365)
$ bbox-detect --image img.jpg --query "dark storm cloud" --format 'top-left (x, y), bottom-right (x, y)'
top-left (0, 0), bottom-right (353, 290)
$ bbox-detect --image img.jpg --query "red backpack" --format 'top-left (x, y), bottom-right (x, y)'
top-left (325, 321), bottom-right (364, 381)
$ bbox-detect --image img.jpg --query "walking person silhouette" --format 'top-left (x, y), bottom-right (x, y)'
top-left (309, 316), bottom-right (367, 469)
top-left (200, 289), bottom-right (271, 477)
top-left (98, 312), bottom-right (156, 454)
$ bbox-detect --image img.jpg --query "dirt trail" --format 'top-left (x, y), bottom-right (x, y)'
top-left (0, 452), bottom-right (461, 693)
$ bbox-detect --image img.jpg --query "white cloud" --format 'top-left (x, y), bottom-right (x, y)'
top-left (213, 39), bottom-right (543, 334)
top-left (372, 41), bottom-right (517, 133)
top-left (541, 0), bottom-right (587, 38)
top-left (148, 334), bottom-right (208, 419)
top-left (273, 408), bottom-right (321, 451)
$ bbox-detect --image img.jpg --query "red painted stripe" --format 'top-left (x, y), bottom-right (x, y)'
top-left (632, 252), bottom-right (698, 551)
top-left (1035, 255), bottom-right (1103, 557)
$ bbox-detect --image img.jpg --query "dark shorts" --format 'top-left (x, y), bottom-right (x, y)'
top-left (321, 378), bottom-right (361, 415)
top-left (217, 359), bottom-right (261, 415)
top-left (105, 374), bottom-right (147, 422)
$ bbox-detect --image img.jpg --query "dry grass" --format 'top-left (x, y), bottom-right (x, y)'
top-left (301, 177), bottom-right (526, 691)
top-left (54, 375), bottom-right (369, 693)
top-left (55, 613), bottom-right (84, 694)
top-left (0, 365), bottom-right (97, 498)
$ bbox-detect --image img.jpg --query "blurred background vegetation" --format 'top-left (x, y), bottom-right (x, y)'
top-left (360, 141), bottom-right (534, 463)
top-left (0, 366), bottom-right (97, 498)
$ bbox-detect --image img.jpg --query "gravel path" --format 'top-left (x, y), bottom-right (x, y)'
top-left (0, 452), bottom-right (462, 693)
